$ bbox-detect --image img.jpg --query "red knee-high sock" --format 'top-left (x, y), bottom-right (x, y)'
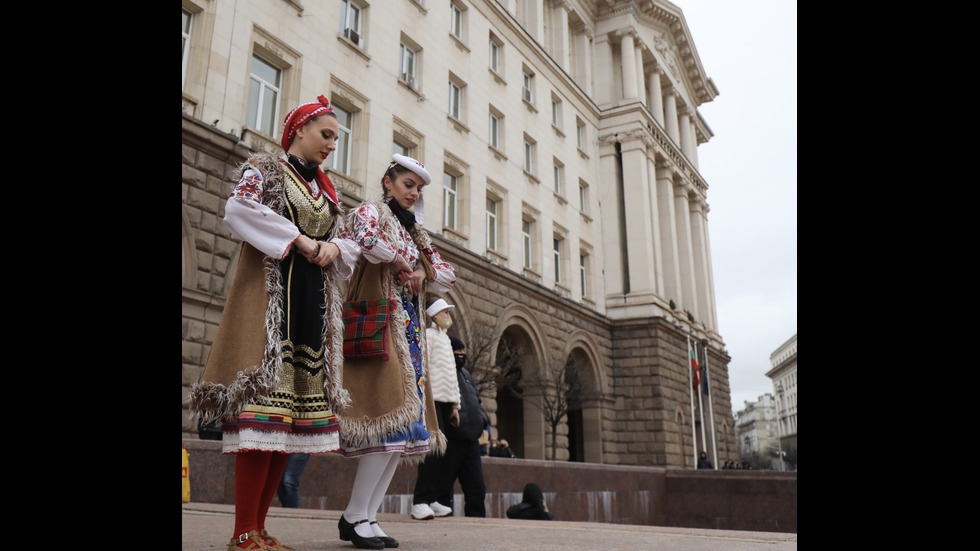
top-left (233, 451), bottom-right (274, 540)
top-left (258, 452), bottom-right (290, 531)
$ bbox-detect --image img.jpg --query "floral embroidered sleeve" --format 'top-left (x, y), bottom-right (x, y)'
top-left (328, 214), bottom-right (359, 279)
top-left (420, 244), bottom-right (456, 294)
top-left (223, 165), bottom-right (301, 260)
top-left (351, 203), bottom-right (397, 265)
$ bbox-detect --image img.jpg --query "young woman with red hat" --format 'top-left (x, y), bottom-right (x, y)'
top-left (191, 95), bottom-right (360, 551)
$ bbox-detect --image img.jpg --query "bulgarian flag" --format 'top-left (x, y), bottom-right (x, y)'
top-left (690, 344), bottom-right (701, 391)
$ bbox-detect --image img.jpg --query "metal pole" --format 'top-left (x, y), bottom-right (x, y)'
top-left (774, 383), bottom-right (785, 471)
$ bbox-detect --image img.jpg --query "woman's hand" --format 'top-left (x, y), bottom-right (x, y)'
top-left (297, 237), bottom-right (338, 267)
top-left (403, 265), bottom-right (427, 295)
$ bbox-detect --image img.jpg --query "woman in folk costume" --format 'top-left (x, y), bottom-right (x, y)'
top-left (336, 154), bottom-right (456, 549)
top-left (190, 95), bottom-right (360, 551)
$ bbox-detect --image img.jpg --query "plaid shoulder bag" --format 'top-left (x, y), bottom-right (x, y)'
top-left (343, 258), bottom-right (393, 360)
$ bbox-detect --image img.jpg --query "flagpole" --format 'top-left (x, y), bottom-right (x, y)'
top-left (702, 340), bottom-right (718, 470)
top-left (697, 339), bottom-right (708, 453)
top-left (686, 334), bottom-right (698, 468)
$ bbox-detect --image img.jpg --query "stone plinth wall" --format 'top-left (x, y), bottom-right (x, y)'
top-left (184, 440), bottom-right (796, 534)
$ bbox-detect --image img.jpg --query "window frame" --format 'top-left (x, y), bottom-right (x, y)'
top-left (448, 81), bottom-right (462, 120)
top-left (522, 70), bottom-right (534, 104)
top-left (522, 219), bottom-right (533, 270)
top-left (182, 8), bottom-right (193, 89)
top-left (443, 171), bottom-right (459, 230)
top-left (339, 0), bottom-right (363, 41)
top-left (523, 135), bottom-right (536, 175)
top-left (399, 42), bottom-right (417, 82)
top-left (450, 1), bottom-right (463, 40)
top-left (553, 237), bottom-right (563, 283)
top-left (553, 160), bottom-right (564, 195)
top-left (485, 196), bottom-right (498, 251)
top-left (246, 54), bottom-right (283, 137)
top-left (329, 103), bottom-right (354, 175)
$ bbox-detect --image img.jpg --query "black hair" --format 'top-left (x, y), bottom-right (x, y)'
top-left (449, 336), bottom-right (465, 351)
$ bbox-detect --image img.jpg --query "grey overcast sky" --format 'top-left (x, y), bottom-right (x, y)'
top-left (678, 0), bottom-right (797, 414)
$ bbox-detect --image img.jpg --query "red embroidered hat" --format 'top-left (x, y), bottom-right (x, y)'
top-left (280, 95), bottom-right (334, 151)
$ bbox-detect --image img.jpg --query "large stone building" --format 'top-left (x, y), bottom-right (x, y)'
top-left (181, 0), bottom-right (737, 468)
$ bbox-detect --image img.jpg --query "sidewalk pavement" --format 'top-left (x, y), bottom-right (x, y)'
top-left (182, 503), bottom-right (797, 551)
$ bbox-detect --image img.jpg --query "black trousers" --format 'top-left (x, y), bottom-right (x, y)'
top-left (413, 401), bottom-right (455, 505)
top-left (437, 437), bottom-right (487, 517)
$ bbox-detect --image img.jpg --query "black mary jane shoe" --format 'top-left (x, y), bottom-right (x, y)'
top-left (338, 516), bottom-right (384, 550)
top-left (370, 521), bottom-right (399, 548)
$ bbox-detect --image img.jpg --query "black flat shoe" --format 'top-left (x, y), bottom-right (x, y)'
top-left (370, 521), bottom-right (399, 548)
top-left (338, 515), bottom-right (354, 541)
top-left (338, 517), bottom-right (384, 550)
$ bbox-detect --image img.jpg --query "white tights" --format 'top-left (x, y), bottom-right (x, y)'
top-left (344, 452), bottom-right (400, 538)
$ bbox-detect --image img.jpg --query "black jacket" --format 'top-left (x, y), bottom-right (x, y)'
top-left (444, 364), bottom-right (487, 441)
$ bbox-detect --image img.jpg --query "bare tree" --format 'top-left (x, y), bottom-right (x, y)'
top-left (517, 353), bottom-right (597, 460)
top-left (458, 323), bottom-right (522, 398)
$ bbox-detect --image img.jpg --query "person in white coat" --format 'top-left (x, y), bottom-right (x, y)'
top-left (410, 298), bottom-right (460, 520)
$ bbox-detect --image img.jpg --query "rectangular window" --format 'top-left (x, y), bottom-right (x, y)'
top-left (553, 162), bottom-right (563, 195)
top-left (399, 43), bottom-right (417, 81)
top-left (579, 181), bottom-right (588, 213)
top-left (553, 238), bottom-right (562, 283)
top-left (340, 0), bottom-right (362, 45)
top-left (489, 39), bottom-right (499, 72)
top-left (182, 8), bottom-right (192, 89)
top-left (489, 112), bottom-right (499, 149)
top-left (329, 104), bottom-right (353, 175)
top-left (449, 81), bottom-right (461, 119)
top-left (444, 172), bottom-right (458, 230)
top-left (576, 120), bottom-right (585, 150)
top-left (486, 197), bottom-right (498, 250)
top-left (523, 139), bottom-right (535, 174)
top-left (551, 98), bottom-right (561, 128)
top-left (246, 55), bottom-right (282, 136)
top-left (393, 141), bottom-right (410, 157)
top-left (522, 219), bottom-right (533, 269)
top-left (450, 2), bottom-right (463, 39)
top-left (522, 71), bottom-right (533, 103)
top-left (579, 254), bottom-right (588, 297)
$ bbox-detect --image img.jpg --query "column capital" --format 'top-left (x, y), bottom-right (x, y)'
top-left (614, 27), bottom-right (638, 41)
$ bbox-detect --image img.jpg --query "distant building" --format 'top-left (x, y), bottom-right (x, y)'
top-left (734, 394), bottom-right (780, 469)
top-left (766, 333), bottom-right (797, 469)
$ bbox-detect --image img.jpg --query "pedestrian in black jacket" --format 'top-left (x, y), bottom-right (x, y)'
top-left (435, 337), bottom-right (489, 517)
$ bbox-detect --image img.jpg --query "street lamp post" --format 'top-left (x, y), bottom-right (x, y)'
top-left (774, 383), bottom-right (785, 472)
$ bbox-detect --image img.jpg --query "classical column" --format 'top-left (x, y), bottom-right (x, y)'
top-left (647, 152), bottom-right (664, 295)
top-left (574, 27), bottom-right (593, 97)
top-left (664, 88), bottom-right (679, 144)
top-left (527, 0), bottom-right (544, 43)
top-left (656, 160), bottom-right (681, 305)
top-left (673, 184), bottom-right (697, 314)
top-left (689, 196), bottom-right (710, 326)
top-left (556, 1), bottom-right (570, 72)
top-left (688, 115), bottom-right (700, 170)
top-left (647, 65), bottom-right (664, 126)
top-left (678, 107), bottom-right (692, 161)
top-left (634, 42), bottom-right (646, 104)
top-left (690, 198), bottom-right (717, 330)
top-left (593, 33), bottom-right (614, 106)
top-left (598, 134), bottom-right (625, 296)
top-left (620, 134), bottom-right (656, 295)
top-left (618, 31), bottom-right (638, 101)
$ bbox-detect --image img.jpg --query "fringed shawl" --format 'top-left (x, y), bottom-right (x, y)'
top-left (340, 200), bottom-right (446, 462)
top-left (189, 153), bottom-right (352, 425)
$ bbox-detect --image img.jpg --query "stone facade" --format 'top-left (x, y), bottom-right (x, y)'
top-left (181, 0), bottom-right (737, 467)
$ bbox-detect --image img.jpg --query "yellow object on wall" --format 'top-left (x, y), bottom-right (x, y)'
top-left (182, 444), bottom-right (191, 503)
